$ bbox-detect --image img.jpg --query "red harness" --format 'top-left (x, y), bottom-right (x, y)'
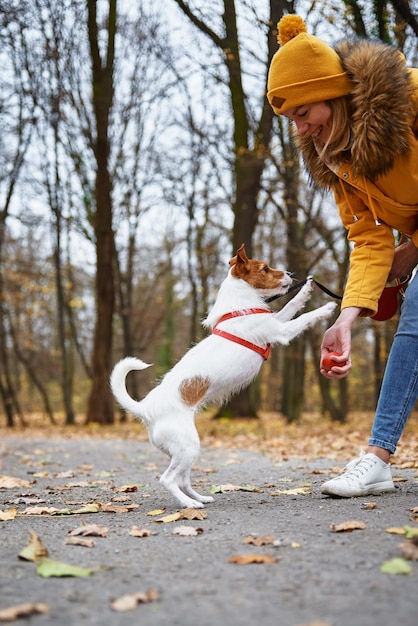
top-left (212, 308), bottom-right (273, 360)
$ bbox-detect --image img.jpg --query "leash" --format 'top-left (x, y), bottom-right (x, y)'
top-left (264, 277), bottom-right (343, 304)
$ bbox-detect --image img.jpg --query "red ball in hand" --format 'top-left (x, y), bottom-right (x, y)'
top-left (322, 352), bottom-right (347, 371)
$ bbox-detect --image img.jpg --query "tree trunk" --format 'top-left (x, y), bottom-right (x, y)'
top-left (86, 0), bottom-right (117, 425)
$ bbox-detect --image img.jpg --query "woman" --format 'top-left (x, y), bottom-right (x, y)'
top-left (267, 15), bottom-right (418, 497)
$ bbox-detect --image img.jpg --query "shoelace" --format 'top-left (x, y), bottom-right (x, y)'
top-left (336, 451), bottom-right (377, 482)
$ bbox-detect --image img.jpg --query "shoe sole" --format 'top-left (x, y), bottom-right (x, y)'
top-left (321, 481), bottom-right (396, 498)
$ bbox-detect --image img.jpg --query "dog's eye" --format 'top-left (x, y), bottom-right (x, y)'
top-left (262, 265), bottom-right (269, 273)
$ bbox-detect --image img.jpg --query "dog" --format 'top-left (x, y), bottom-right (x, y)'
top-left (110, 244), bottom-right (336, 508)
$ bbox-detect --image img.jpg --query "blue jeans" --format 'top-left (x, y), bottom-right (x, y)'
top-left (369, 272), bottom-right (418, 453)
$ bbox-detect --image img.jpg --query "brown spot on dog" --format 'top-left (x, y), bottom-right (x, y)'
top-left (179, 376), bottom-right (210, 407)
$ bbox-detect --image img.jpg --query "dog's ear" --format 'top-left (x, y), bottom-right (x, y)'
top-left (230, 244), bottom-right (250, 274)
top-left (229, 243), bottom-right (247, 267)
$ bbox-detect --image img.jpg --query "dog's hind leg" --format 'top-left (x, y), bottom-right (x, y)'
top-left (179, 474), bottom-right (215, 505)
top-left (156, 419), bottom-right (211, 508)
top-left (159, 454), bottom-right (206, 509)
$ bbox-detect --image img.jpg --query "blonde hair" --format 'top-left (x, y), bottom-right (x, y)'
top-left (314, 97), bottom-right (353, 163)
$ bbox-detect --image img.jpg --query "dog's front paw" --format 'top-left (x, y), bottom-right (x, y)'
top-left (298, 276), bottom-right (314, 299)
top-left (317, 302), bottom-right (337, 320)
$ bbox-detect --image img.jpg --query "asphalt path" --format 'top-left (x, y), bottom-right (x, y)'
top-left (0, 436), bottom-right (417, 626)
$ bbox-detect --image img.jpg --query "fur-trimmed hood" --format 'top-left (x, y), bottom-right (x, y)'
top-left (297, 38), bottom-right (418, 188)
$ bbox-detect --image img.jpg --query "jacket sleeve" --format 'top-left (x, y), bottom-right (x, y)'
top-left (333, 183), bottom-right (395, 316)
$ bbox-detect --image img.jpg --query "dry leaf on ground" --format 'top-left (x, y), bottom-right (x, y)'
top-left (0, 602), bottom-right (49, 622)
top-left (0, 475), bottom-right (31, 489)
top-left (172, 525), bottom-right (203, 536)
top-left (154, 508), bottom-right (207, 524)
top-left (18, 531), bottom-right (49, 562)
top-left (399, 537), bottom-right (418, 560)
top-left (98, 502), bottom-right (139, 513)
top-left (110, 589), bottom-right (159, 612)
top-left (129, 526), bottom-right (153, 538)
top-left (385, 527), bottom-right (406, 535)
top-left (179, 508), bottom-right (207, 521)
top-left (228, 554), bottom-right (278, 565)
top-left (330, 520), bottom-right (367, 532)
top-left (154, 512), bottom-right (182, 524)
top-left (362, 502), bottom-right (377, 510)
top-left (272, 487), bottom-right (311, 496)
top-left (64, 537), bottom-right (95, 548)
top-left (0, 507), bottom-right (17, 521)
top-left (68, 523), bottom-right (108, 537)
top-left (243, 535), bottom-right (274, 546)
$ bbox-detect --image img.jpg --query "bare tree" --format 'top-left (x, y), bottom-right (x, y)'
top-left (85, 0), bottom-right (117, 424)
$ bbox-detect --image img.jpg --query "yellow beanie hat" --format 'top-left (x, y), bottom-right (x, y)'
top-left (267, 15), bottom-right (352, 115)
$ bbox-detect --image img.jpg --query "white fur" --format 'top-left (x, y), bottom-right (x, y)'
top-left (110, 267), bottom-right (336, 508)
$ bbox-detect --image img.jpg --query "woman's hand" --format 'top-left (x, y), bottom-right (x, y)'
top-left (320, 307), bottom-right (361, 379)
top-left (388, 240), bottom-right (418, 282)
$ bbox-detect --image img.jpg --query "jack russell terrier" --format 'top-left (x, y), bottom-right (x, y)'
top-left (110, 244), bottom-right (336, 508)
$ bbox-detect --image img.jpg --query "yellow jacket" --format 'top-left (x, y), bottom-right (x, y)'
top-left (297, 39), bottom-right (418, 316)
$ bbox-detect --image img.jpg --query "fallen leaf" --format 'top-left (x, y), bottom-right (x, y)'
top-left (77, 463), bottom-right (94, 471)
top-left (111, 495), bottom-right (132, 503)
top-left (117, 485), bottom-right (138, 493)
top-left (21, 506), bottom-right (68, 516)
top-left (71, 503), bottom-right (101, 514)
top-left (210, 483), bottom-right (241, 494)
top-left (385, 527), bottom-right (406, 535)
top-left (272, 487), bottom-right (311, 496)
top-left (399, 538), bottom-right (418, 560)
top-left (68, 524), bottom-right (108, 538)
top-left (172, 525), bottom-right (203, 536)
top-left (0, 507), bottom-right (17, 521)
top-left (98, 502), bottom-right (139, 513)
top-left (243, 535), bottom-right (274, 546)
top-left (18, 531), bottom-right (49, 562)
top-left (9, 497), bottom-right (46, 505)
top-left (179, 508), bottom-right (207, 521)
top-left (239, 484), bottom-right (264, 492)
top-left (147, 509), bottom-right (165, 516)
top-left (154, 512), bottom-right (182, 524)
top-left (55, 471), bottom-right (75, 479)
top-left (331, 520), bottom-right (367, 532)
top-left (129, 526), bottom-right (153, 538)
top-left (404, 525), bottom-right (418, 539)
top-left (64, 537), bottom-right (95, 548)
top-left (0, 603), bottom-right (49, 622)
top-left (110, 589), bottom-right (159, 612)
top-left (380, 557), bottom-right (412, 575)
top-left (36, 557), bottom-right (101, 578)
top-left (228, 554), bottom-right (278, 565)
top-left (362, 502), bottom-right (377, 510)
top-left (0, 475), bottom-right (31, 489)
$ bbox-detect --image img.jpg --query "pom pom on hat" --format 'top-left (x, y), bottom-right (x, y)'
top-left (277, 14), bottom-right (306, 45)
top-left (267, 14), bottom-right (352, 115)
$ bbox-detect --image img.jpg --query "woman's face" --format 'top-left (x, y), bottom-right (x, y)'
top-left (283, 101), bottom-right (332, 143)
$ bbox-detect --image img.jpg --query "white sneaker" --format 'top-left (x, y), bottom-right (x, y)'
top-left (321, 451), bottom-right (395, 497)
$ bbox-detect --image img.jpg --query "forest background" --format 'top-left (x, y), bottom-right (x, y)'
top-left (1, 0), bottom-right (418, 432)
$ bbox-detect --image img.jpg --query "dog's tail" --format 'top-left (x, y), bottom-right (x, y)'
top-left (110, 357), bottom-right (152, 418)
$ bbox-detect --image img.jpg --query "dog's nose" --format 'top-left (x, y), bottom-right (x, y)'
top-left (283, 273), bottom-right (293, 286)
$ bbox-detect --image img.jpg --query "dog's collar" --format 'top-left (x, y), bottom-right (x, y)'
top-left (212, 309), bottom-right (273, 360)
